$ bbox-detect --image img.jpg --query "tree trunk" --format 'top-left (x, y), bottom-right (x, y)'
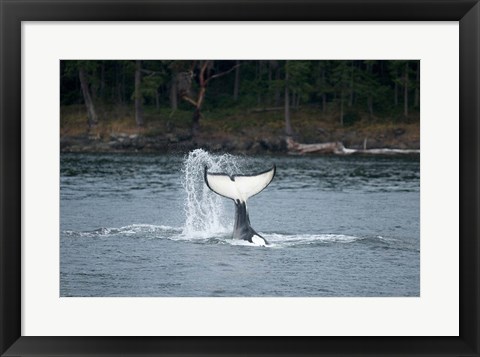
top-left (155, 90), bottom-right (160, 110)
top-left (284, 62), bottom-right (293, 136)
top-left (121, 62), bottom-right (126, 104)
top-left (268, 61), bottom-right (274, 105)
top-left (340, 90), bottom-right (344, 126)
top-left (414, 62), bottom-right (420, 108)
top-left (192, 108), bottom-right (201, 135)
top-left (179, 60), bottom-right (238, 135)
top-left (190, 62), bottom-right (208, 134)
top-left (367, 62), bottom-right (374, 117)
top-left (394, 81), bottom-right (398, 107)
top-left (394, 68), bottom-right (399, 107)
top-left (134, 60), bottom-right (144, 127)
top-left (115, 63), bottom-right (121, 104)
top-left (233, 60), bottom-right (240, 101)
top-left (404, 62), bottom-right (409, 118)
top-left (274, 66), bottom-right (281, 106)
top-left (321, 67), bottom-right (327, 114)
top-left (114, 63), bottom-right (118, 102)
top-left (170, 75), bottom-right (178, 110)
top-left (78, 67), bottom-right (98, 129)
top-left (256, 61), bottom-right (261, 105)
top-left (349, 61), bottom-right (354, 107)
top-left (100, 61), bottom-right (105, 100)
top-left (368, 96), bottom-right (373, 118)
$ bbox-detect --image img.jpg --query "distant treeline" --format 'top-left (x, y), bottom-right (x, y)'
top-left (61, 60), bottom-right (420, 133)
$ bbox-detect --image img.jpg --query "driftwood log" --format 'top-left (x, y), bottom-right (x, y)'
top-left (286, 138), bottom-right (419, 155)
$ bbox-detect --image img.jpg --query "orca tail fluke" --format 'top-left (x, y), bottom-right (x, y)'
top-left (204, 165), bottom-right (276, 203)
top-left (204, 164), bottom-right (275, 246)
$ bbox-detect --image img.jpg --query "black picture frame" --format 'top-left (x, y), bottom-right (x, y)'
top-left (1, 0), bottom-right (478, 356)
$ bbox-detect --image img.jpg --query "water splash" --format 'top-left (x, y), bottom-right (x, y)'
top-left (181, 149), bottom-right (244, 237)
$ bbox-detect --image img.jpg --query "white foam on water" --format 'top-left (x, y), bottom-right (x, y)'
top-left (376, 235), bottom-right (398, 242)
top-left (62, 224), bottom-right (366, 249)
top-left (62, 224), bottom-right (182, 238)
top-left (228, 239), bottom-right (265, 247)
top-left (261, 233), bottom-right (363, 248)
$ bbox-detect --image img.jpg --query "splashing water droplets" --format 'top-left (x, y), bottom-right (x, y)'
top-left (181, 149), bottom-right (243, 238)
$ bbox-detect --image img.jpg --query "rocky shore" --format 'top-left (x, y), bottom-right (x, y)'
top-left (60, 132), bottom-right (288, 154)
top-left (60, 126), bottom-right (419, 155)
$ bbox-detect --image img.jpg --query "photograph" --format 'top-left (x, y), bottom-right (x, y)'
top-left (2, 0), bottom-right (478, 354)
top-left (60, 59), bottom-right (420, 297)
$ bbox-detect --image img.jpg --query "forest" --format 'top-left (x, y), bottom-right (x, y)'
top-left (60, 60), bottom-right (420, 153)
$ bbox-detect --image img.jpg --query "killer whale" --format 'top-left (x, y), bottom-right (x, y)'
top-left (204, 165), bottom-right (276, 246)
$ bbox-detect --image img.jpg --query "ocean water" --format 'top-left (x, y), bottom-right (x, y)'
top-left (60, 149), bottom-right (420, 297)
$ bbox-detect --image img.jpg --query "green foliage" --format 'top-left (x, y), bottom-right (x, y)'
top-left (140, 61), bottom-right (169, 101)
top-left (331, 60), bottom-right (352, 93)
top-left (61, 59), bottom-right (420, 127)
top-left (286, 60), bottom-right (314, 103)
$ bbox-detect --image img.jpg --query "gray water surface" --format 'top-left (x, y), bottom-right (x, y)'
top-left (60, 151), bottom-right (420, 297)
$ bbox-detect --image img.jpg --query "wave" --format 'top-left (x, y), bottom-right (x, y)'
top-left (62, 224), bottom-right (182, 238)
top-left (62, 224), bottom-right (413, 251)
top-left (263, 233), bottom-right (362, 247)
top-left (62, 224), bottom-right (376, 249)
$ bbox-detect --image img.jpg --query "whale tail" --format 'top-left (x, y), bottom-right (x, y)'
top-left (204, 165), bottom-right (276, 203)
top-left (204, 165), bottom-right (276, 246)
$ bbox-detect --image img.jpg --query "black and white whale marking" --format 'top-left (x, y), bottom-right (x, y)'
top-left (204, 165), bottom-right (276, 246)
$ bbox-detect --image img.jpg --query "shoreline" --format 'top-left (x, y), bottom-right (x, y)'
top-left (61, 132), bottom-right (420, 156)
top-left (61, 106), bottom-right (420, 155)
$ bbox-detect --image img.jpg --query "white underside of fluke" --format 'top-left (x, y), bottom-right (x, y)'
top-left (205, 166), bottom-right (275, 202)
